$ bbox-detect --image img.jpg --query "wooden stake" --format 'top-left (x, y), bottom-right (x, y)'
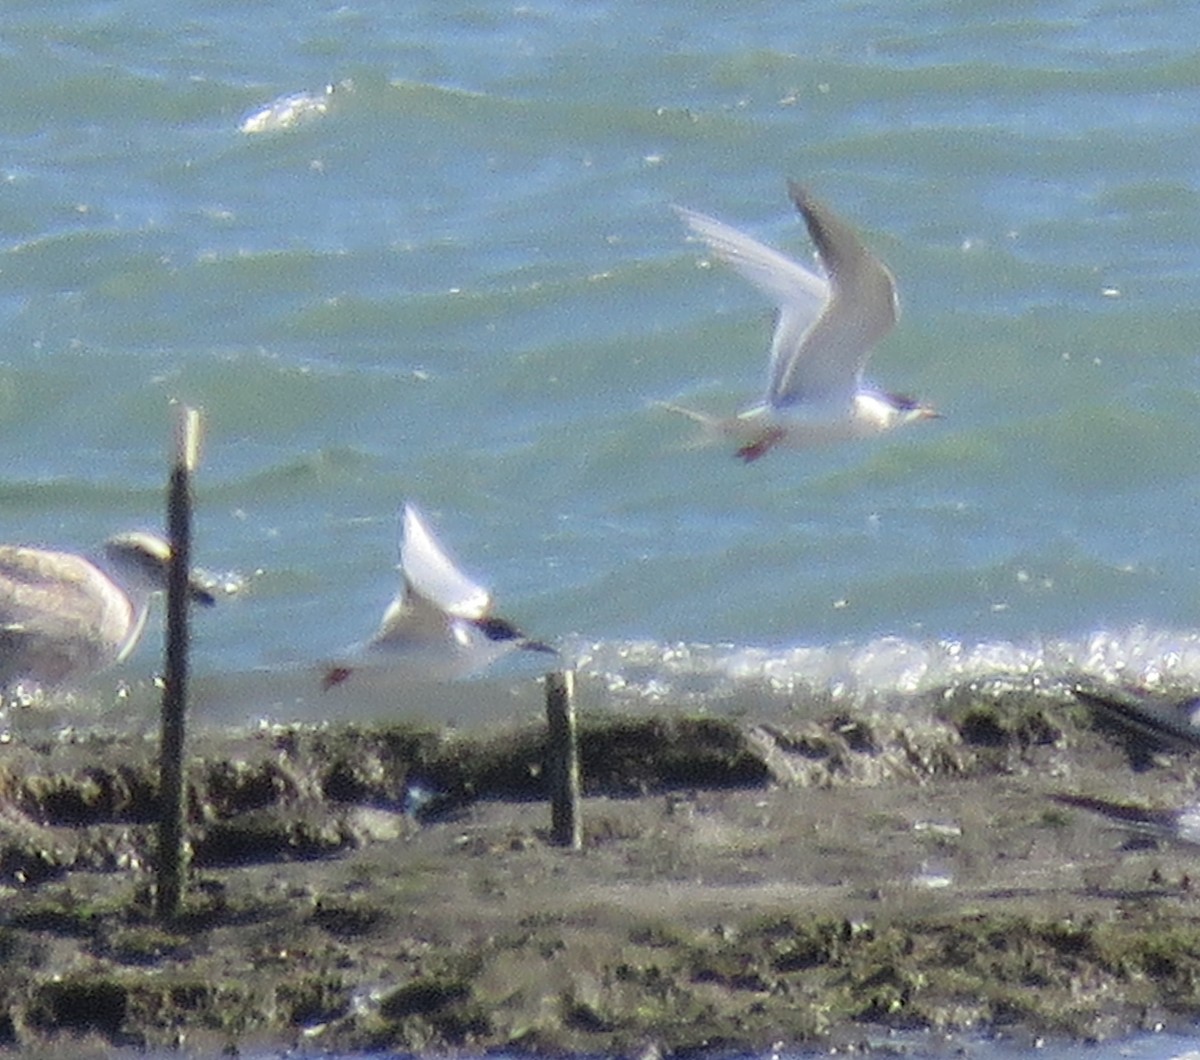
top-left (545, 669), bottom-right (581, 849)
top-left (156, 405), bottom-right (201, 921)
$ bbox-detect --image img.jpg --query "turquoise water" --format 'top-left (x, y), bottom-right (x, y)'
top-left (2, 0), bottom-right (1200, 723)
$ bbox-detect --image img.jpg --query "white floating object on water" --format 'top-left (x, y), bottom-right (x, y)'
top-left (0, 532), bottom-right (216, 694)
top-left (239, 82), bottom-right (346, 134)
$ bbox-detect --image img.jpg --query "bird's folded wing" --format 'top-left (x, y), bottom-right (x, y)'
top-left (0, 549), bottom-right (125, 645)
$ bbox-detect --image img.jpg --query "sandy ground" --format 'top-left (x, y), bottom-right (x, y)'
top-left (2, 680), bottom-right (1200, 1054)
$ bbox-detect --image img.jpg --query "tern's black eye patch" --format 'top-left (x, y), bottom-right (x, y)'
top-left (474, 617), bottom-right (524, 643)
top-left (885, 390), bottom-right (921, 411)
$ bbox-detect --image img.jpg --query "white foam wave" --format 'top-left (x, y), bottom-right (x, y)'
top-left (568, 626), bottom-right (1200, 710)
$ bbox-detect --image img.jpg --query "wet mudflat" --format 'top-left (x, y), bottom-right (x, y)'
top-left (2, 683), bottom-right (1200, 1055)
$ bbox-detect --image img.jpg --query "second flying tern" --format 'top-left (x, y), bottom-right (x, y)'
top-left (322, 503), bottom-right (554, 688)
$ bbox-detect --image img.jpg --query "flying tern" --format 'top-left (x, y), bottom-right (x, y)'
top-left (662, 181), bottom-right (937, 462)
top-left (322, 503), bottom-right (554, 689)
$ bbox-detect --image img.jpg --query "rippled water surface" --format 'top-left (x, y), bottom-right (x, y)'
top-left (1, 0), bottom-right (1199, 726)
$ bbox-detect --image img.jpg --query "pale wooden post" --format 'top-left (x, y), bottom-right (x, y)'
top-left (156, 405), bottom-right (201, 921)
top-left (545, 669), bottom-right (581, 849)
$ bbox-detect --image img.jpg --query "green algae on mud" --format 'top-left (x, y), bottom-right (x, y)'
top-left (0, 686), bottom-right (1199, 1053)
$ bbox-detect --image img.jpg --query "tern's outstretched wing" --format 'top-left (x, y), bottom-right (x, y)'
top-left (399, 503), bottom-right (491, 621)
top-left (674, 203), bottom-right (829, 403)
top-left (769, 184), bottom-right (898, 407)
top-left (674, 205), bottom-right (829, 308)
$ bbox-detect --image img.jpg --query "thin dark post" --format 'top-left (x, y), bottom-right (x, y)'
top-left (545, 669), bottom-right (581, 849)
top-left (156, 406), bottom-right (201, 921)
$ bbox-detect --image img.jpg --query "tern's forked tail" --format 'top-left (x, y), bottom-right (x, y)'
top-left (654, 401), bottom-right (783, 461)
top-left (653, 400), bottom-right (732, 448)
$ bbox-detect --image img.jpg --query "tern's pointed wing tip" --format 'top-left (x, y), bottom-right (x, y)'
top-left (678, 181), bottom-right (819, 232)
top-left (786, 181), bottom-right (833, 237)
top-left (399, 500), bottom-right (492, 619)
top-left (785, 178), bottom-right (809, 205)
top-left (670, 203), bottom-right (712, 235)
top-left (401, 501), bottom-right (425, 533)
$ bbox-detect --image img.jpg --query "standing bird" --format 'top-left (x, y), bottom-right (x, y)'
top-left (661, 181), bottom-right (937, 462)
top-left (322, 503), bottom-right (554, 689)
top-left (0, 531), bottom-right (216, 695)
top-left (1050, 793), bottom-right (1200, 850)
top-left (1070, 682), bottom-right (1200, 755)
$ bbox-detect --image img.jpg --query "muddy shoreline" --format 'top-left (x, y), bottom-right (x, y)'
top-left (2, 680), bottom-right (1200, 1055)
